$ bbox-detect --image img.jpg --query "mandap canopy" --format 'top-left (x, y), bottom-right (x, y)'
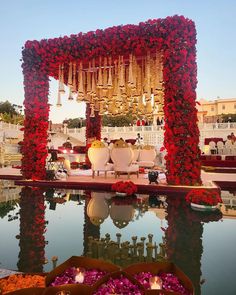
top-left (21, 15), bottom-right (201, 185)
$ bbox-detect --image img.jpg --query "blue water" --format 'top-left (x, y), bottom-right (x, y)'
top-left (0, 184), bottom-right (236, 295)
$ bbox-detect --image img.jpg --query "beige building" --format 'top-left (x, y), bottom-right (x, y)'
top-left (197, 98), bottom-right (236, 123)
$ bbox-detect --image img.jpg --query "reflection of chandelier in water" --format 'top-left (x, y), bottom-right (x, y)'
top-left (86, 233), bottom-right (167, 267)
top-left (57, 51), bottom-right (164, 119)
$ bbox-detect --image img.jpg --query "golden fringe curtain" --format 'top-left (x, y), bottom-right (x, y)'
top-left (57, 52), bottom-right (164, 119)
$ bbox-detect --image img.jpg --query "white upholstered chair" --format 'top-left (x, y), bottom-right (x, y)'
top-left (209, 141), bottom-right (217, 154)
top-left (216, 141), bottom-right (224, 155)
top-left (88, 140), bottom-right (113, 178)
top-left (110, 140), bottom-right (139, 178)
top-left (225, 140), bottom-right (233, 155)
top-left (131, 145), bottom-right (140, 163)
top-left (137, 145), bottom-right (157, 168)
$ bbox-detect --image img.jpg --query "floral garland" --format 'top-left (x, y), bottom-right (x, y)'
top-left (17, 187), bottom-right (46, 272)
top-left (22, 15), bottom-right (201, 184)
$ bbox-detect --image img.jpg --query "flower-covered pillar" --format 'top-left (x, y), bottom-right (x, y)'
top-left (17, 187), bottom-right (46, 272)
top-left (163, 18), bottom-right (201, 185)
top-left (21, 49), bottom-right (49, 180)
top-left (165, 196), bottom-right (222, 294)
top-left (165, 196), bottom-right (203, 294)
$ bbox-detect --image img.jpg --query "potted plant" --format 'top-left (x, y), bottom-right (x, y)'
top-left (185, 189), bottom-right (222, 211)
top-left (111, 181), bottom-right (137, 196)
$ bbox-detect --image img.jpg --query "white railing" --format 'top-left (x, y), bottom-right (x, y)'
top-left (67, 123), bottom-right (236, 147)
top-left (0, 121), bottom-right (22, 130)
top-left (198, 122), bottom-right (236, 130)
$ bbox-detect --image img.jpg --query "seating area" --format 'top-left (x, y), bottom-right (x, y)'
top-left (73, 139), bottom-right (159, 179)
top-left (202, 136), bottom-right (236, 155)
top-left (200, 155), bottom-right (236, 168)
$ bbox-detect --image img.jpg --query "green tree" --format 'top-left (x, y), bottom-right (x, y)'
top-left (0, 100), bottom-right (24, 124)
top-left (64, 118), bottom-right (85, 128)
top-left (102, 114), bottom-right (135, 127)
top-left (0, 101), bottom-right (17, 115)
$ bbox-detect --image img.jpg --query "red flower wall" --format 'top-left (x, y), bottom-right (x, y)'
top-left (22, 15), bottom-right (201, 184)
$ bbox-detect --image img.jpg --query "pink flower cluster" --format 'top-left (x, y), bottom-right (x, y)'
top-left (50, 267), bottom-right (107, 286)
top-left (93, 275), bottom-right (144, 295)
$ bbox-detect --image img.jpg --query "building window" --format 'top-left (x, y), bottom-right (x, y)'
top-left (211, 106), bottom-right (214, 111)
top-left (222, 105), bottom-right (225, 110)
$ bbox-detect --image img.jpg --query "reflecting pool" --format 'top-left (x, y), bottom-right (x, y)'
top-left (0, 181), bottom-right (236, 295)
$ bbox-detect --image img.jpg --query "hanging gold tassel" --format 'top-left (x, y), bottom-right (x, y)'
top-left (68, 62), bottom-right (73, 86)
top-left (102, 57), bottom-right (108, 89)
top-left (72, 62), bottom-right (77, 94)
top-left (146, 101), bottom-right (153, 114)
top-left (128, 54), bottom-right (134, 88)
top-left (97, 57), bottom-right (103, 88)
top-left (77, 62), bottom-right (84, 101)
top-left (90, 104), bottom-right (95, 117)
top-left (131, 55), bottom-right (137, 91)
top-left (146, 51), bottom-right (151, 100)
top-left (107, 57), bottom-right (113, 89)
top-left (155, 51), bottom-right (163, 91)
top-left (119, 56), bottom-right (125, 90)
top-left (91, 72), bottom-right (96, 97)
top-left (68, 87), bottom-right (74, 100)
top-left (87, 62), bottom-right (92, 95)
top-left (112, 60), bottom-right (118, 100)
top-left (56, 91), bottom-right (62, 107)
top-left (59, 64), bottom-right (65, 94)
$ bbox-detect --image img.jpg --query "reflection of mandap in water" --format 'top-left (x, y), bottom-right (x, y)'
top-left (110, 202), bottom-right (135, 228)
top-left (87, 192), bottom-right (111, 226)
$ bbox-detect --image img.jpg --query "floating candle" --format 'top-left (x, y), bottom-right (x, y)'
top-left (75, 267), bottom-right (85, 283)
top-left (149, 275), bottom-right (162, 290)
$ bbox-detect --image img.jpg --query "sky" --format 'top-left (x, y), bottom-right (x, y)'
top-left (0, 0), bottom-right (236, 123)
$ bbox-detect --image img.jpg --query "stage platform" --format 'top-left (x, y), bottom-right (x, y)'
top-left (0, 167), bottom-right (220, 194)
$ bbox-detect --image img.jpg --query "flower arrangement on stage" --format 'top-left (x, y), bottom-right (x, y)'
top-left (111, 181), bottom-right (137, 196)
top-left (70, 161), bottom-right (79, 169)
top-left (185, 189), bottom-right (222, 206)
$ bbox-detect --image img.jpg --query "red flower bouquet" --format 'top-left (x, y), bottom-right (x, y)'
top-left (185, 189), bottom-right (222, 206)
top-left (111, 181), bottom-right (137, 196)
top-left (70, 161), bottom-right (79, 169)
